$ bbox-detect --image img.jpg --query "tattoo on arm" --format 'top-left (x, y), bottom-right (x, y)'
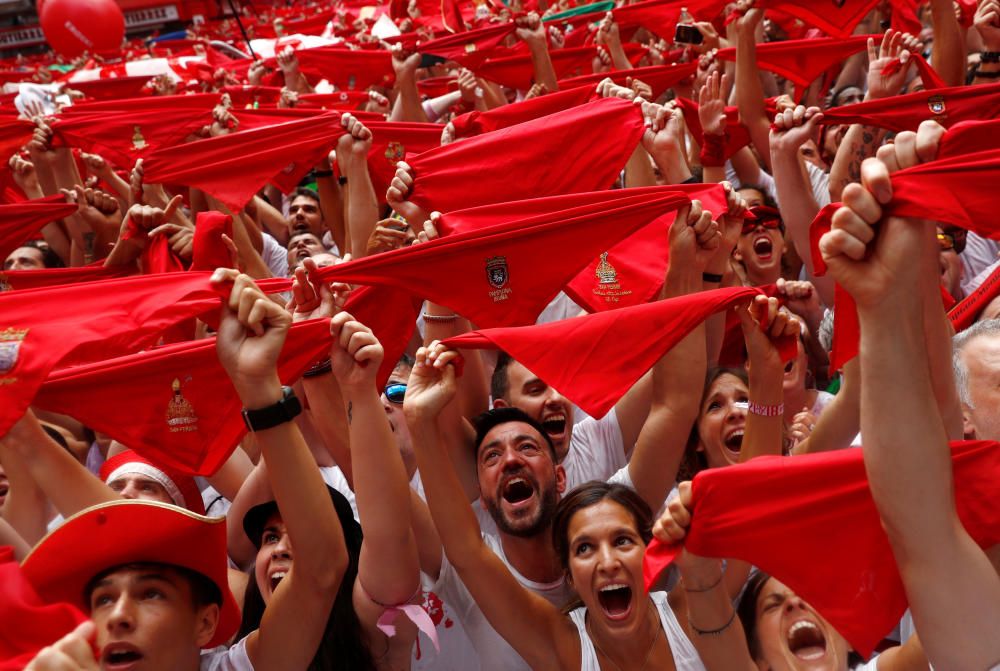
top-left (347, 400), bottom-right (353, 425)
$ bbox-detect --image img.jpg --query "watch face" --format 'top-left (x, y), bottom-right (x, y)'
top-left (474, 86), bottom-right (484, 98)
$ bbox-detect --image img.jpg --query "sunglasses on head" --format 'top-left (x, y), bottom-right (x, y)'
top-left (937, 229), bottom-right (967, 254)
top-left (384, 383), bottom-right (406, 404)
top-left (741, 206), bottom-right (784, 235)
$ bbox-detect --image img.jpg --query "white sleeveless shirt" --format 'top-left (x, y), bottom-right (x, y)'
top-left (568, 591), bottom-right (706, 671)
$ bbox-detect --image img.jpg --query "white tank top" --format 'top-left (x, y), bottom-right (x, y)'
top-left (568, 591), bottom-right (706, 671)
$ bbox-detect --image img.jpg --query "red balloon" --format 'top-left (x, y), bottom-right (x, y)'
top-left (40, 0), bottom-right (125, 58)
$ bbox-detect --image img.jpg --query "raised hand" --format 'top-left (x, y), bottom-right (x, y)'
top-left (385, 161), bottom-right (429, 226)
top-left (403, 341), bottom-right (461, 421)
top-left (866, 30), bottom-right (912, 100)
top-left (739, 295), bottom-right (800, 370)
top-left (770, 104), bottom-right (824, 152)
top-left (329, 311), bottom-right (383, 390)
top-left (697, 70), bottom-right (729, 137)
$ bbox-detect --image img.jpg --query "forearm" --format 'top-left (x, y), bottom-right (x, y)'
top-left (205, 446), bottom-right (253, 503)
top-left (734, 31), bottom-right (772, 171)
top-left (408, 415), bottom-right (487, 568)
top-left (829, 123), bottom-right (883, 202)
top-left (793, 358), bottom-right (859, 454)
top-left (0, 516), bottom-right (29, 560)
top-left (302, 374), bottom-right (352, 483)
top-left (314, 176), bottom-right (346, 254)
top-left (649, 142), bottom-right (692, 185)
top-left (678, 562), bottom-right (755, 670)
top-left (741, 362), bottom-right (784, 461)
top-left (389, 76), bottom-right (430, 123)
top-left (527, 39), bottom-right (559, 92)
top-left (344, 157), bottom-right (379, 259)
top-left (422, 304), bottom-right (489, 419)
top-left (251, 195), bottom-right (290, 247)
top-left (226, 462), bottom-right (272, 568)
top-left (625, 145), bottom-right (656, 187)
top-left (923, 277), bottom-right (963, 440)
top-left (232, 214), bottom-right (273, 279)
top-left (930, 0), bottom-right (967, 87)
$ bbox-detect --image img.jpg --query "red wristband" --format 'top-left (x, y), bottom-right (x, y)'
top-left (700, 132), bottom-right (727, 167)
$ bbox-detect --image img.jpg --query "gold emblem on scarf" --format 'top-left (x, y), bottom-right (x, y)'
top-left (166, 378), bottom-right (199, 433)
top-left (385, 141), bottom-right (405, 166)
top-left (131, 125), bottom-right (147, 151)
top-left (591, 252), bottom-right (632, 305)
top-left (0, 327), bottom-right (28, 377)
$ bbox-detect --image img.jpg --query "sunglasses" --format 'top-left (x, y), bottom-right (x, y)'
top-left (741, 206), bottom-right (784, 235)
top-left (937, 230), bottom-right (967, 254)
top-left (384, 383), bottom-right (406, 404)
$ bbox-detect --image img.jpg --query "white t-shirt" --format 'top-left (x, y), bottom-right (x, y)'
top-left (200, 637), bottom-right (253, 671)
top-left (426, 533), bottom-right (575, 671)
top-left (261, 233), bottom-right (289, 279)
top-left (961, 232), bottom-right (1000, 296)
top-left (561, 407), bottom-right (627, 492)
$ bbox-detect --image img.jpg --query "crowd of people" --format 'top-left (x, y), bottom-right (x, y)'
top-left (2, 0), bottom-right (1000, 668)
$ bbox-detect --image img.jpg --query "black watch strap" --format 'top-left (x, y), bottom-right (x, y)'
top-left (242, 386), bottom-right (302, 432)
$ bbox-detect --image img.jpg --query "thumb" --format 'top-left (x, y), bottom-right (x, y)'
top-left (163, 194), bottom-right (184, 221)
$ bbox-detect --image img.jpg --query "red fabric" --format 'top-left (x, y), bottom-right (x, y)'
top-left (418, 22), bottom-right (517, 67)
top-left (674, 97), bottom-right (752, 160)
top-left (36, 284), bottom-right (418, 475)
top-left (642, 440), bottom-right (1000, 658)
top-left (436, 183), bottom-right (726, 312)
top-left (937, 118), bottom-right (1000, 159)
top-left (37, 318), bottom-right (331, 476)
top-left (406, 97), bottom-right (645, 214)
top-left (0, 195), bottom-right (77, 261)
top-left (950, 264), bottom-right (1000, 331)
top-left (142, 113), bottom-right (346, 211)
top-left (444, 286), bottom-right (794, 417)
top-left (62, 92), bottom-right (221, 114)
top-left (881, 53), bottom-right (947, 90)
top-left (822, 83), bottom-right (1000, 133)
top-left (0, 271), bottom-right (236, 437)
top-left (68, 75), bottom-right (153, 101)
top-left (0, 117), bottom-right (37, 162)
top-left (297, 90), bottom-right (372, 108)
top-left (221, 85), bottom-right (284, 108)
top-left (0, 546), bottom-right (89, 671)
top-left (450, 85), bottom-right (597, 139)
top-left (318, 190), bottom-right (691, 328)
top-left (758, 0), bottom-right (878, 38)
top-left (51, 108), bottom-right (211, 168)
top-left (557, 61), bottom-right (698, 99)
top-left (715, 35), bottom-right (876, 88)
top-left (270, 47), bottom-right (395, 90)
top-left (0, 263), bottom-right (134, 291)
top-left (364, 121), bottom-right (444, 202)
top-left (474, 44), bottom-right (647, 90)
top-left (191, 211), bottom-right (233, 272)
top-left (612, 0), bottom-right (727, 39)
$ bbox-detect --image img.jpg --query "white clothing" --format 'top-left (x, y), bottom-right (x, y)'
top-left (200, 638), bottom-right (253, 671)
top-left (318, 465), bottom-right (360, 521)
top-left (568, 591), bottom-right (705, 671)
top-left (852, 658), bottom-right (879, 671)
top-left (426, 533), bottom-right (575, 671)
top-left (961, 232), bottom-right (1000, 295)
top-left (261, 233), bottom-right (289, 279)
top-left (561, 407), bottom-right (627, 491)
top-left (536, 291), bottom-right (585, 325)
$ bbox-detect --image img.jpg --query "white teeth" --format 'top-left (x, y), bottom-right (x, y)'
top-left (271, 571), bottom-right (287, 581)
top-left (507, 478), bottom-right (526, 486)
top-left (546, 414), bottom-right (565, 422)
top-left (599, 583), bottom-right (628, 592)
top-left (788, 620), bottom-right (820, 636)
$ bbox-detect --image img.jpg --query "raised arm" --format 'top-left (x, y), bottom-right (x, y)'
top-left (336, 114), bottom-right (379, 260)
top-left (820, 121), bottom-right (1000, 670)
top-left (516, 12), bottom-right (559, 93)
top-left (732, 4), bottom-right (772, 172)
top-left (212, 270), bottom-right (346, 671)
top-left (626, 198), bottom-right (725, 509)
top-left (327, 311), bottom-right (421, 642)
top-left (404, 345), bottom-right (575, 670)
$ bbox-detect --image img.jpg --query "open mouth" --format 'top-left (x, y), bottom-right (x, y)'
top-left (270, 570), bottom-right (287, 592)
top-left (0, 484), bottom-right (8, 499)
top-left (752, 235), bottom-right (773, 259)
top-left (501, 477), bottom-right (534, 505)
top-left (541, 413), bottom-right (566, 436)
top-left (294, 248), bottom-right (311, 261)
top-left (786, 619), bottom-right (827, 660)
top-left (597, 583), bottom-right (633, 619)
top-left (723, 429), bottom-right (744, 453)
top-left (103, 645), bottom-right (143, 670)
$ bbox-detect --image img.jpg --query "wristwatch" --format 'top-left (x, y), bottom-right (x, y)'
top-left (242, 386), bottom-right (301, 432)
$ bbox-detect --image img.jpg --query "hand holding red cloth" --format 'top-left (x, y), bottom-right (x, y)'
top-left (0, 195), bottom-right (77, 262)
top-left (558, 62), bottom-right (698, 99)
top-left (949, 264), bottom-right (1000, 331)
top-left (715, 35), bottom-right (876, 89)
top-left (443, 286), bottom-right (795, 417)
top-left (449, 85), bottom-right (597, 139)
top-left (821, 83), bottom-right (1000, 133)
top-left (405, 97), bottom-right (645, 214)
top-left (642, 440), bottom-right (1000, 658)
top-left (142, 112), bottom-right (346, 211)
top-left (418, 22), bottom-right (517, 67)
top-left (191, 211), bottom-right (234, 272)
top-left (0, 546), bottom-right (89, 671)
top-left (319, 190), bottom-right (691, 327)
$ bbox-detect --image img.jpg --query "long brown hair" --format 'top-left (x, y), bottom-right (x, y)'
top-left (677, 367), bottom-right (750, 481)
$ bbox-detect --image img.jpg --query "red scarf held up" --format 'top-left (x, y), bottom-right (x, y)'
top-left (318, 190), bottom-right (692, 328)
top-left (406, 97), bottom-right (645, 214)
top-left (435, 183), bottom-right (727, 313)
top-left (715, 35), bottom-right (877, 89)
top-left (949, 264), bottom-right (1000, 331)
top-left (68, 74), bottom-right (154, 101)
top-left (141, 112), bottom-right (346, 212)
top-left (443, 286), bottom-right (795, 418)
top-left (0, 546), bottom-right (89, 671)
top-left (191, 211), bottom-right (234, 272)
top-left (0, 195), bottom-right (77, 261)
top-left (673, 97), bottom-right (752, 161)
top-left (418, 22), bottom-right (516, 67)
top-left (0, 263), bottom-right (135, 292)
top-left (266, 46), bottom-right (395, 91)
top-left (35, 285), bottom-right (419, 475)
top-left (473, 44), bottom-right (647, 90)
top-left (449, 85), bottom-right (597, 139)
top-left (821, 83), bottom-right (1000, 133)
top-left (363, 121), bottom-right (444, 203)
top-left (642, 440), bottom-right (1000, 658)
top-left (757, 0), bottom-right (917, 38)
